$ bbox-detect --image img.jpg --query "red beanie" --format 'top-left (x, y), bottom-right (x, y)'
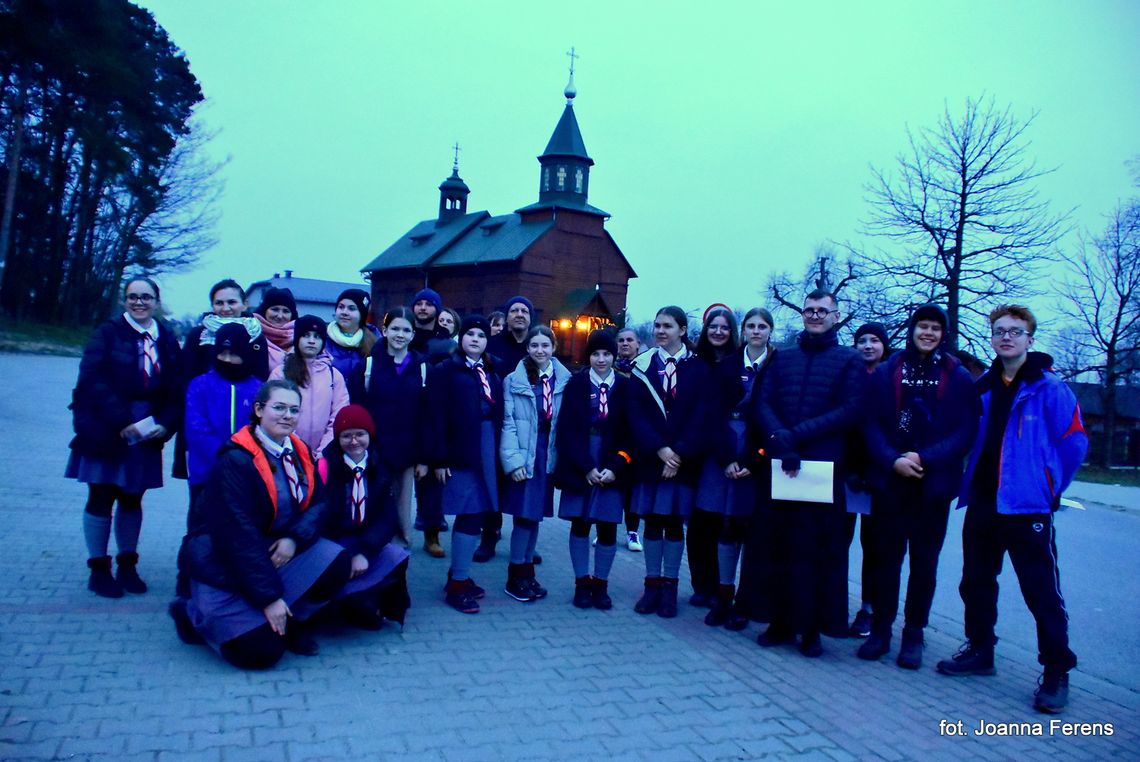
top-left (333, 404), bottom-right (375, 437)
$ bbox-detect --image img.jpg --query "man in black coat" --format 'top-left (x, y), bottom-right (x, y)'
top-left (409, 287), bottom-right (449, 355)
top-left (753, 288), bottom-right (865, 657)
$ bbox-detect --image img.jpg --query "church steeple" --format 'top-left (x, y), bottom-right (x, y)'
top-left (437, 142), bottom-right (469, 226)
top-left (536, 48), bottom-right (593, 209)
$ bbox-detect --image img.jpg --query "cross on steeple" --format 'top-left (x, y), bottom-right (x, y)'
top-left (566, 46), bottom-right (578, 76)
top-left (564, 46), bottom-right (579, 101)
top-left (452, 142), bottom-right (461, 172)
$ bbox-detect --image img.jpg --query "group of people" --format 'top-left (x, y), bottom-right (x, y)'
top-left (66, 277), bottom-right (1087, 714)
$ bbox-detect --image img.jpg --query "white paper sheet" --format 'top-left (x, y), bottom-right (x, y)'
top-left (771, 460), bottom-right (834, 504)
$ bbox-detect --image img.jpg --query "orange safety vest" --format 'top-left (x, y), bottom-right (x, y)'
top-left (230, 426), bottom-right (316, 518)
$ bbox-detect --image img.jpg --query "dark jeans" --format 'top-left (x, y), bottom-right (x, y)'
top-left (866, 479), bottom-right (950, 633)
top-left (959, 498), bottom-right (1077, 672)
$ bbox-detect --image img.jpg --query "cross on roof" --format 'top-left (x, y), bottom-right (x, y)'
top-left (566, 46), bottom-right (579, 76)
top-left (452, 142), bottom-right (461, 172)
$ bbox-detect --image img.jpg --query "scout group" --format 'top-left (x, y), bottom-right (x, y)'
top-left (66, 277), bottom-right (1087, 714)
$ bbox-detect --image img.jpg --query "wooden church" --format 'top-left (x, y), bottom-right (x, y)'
top-left (362, 71), bottom-right (635, 363)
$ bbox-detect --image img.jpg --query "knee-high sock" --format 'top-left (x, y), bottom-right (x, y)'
top-left (83, 513), bottom-right (112, 558)
top-left (525, 523), bottom-right (540, 562)
top-left (569, 534), bottom-right (590, 578)
top-left (643, 537), bottom-right (663, 578)
top-left (114, 507), bottom-right (143, 555)
top-left (663, 539), bottom-right (684, 580)
top-left (509, 524), bottom-right (533, 565)
top-left (717, 541), bottom-right (742, 585)
top-left (594, 542), bottom-right (617, 580)
top-left (450, 531), bottom-right (479, 581)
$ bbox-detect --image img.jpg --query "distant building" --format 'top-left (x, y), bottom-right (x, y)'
top-left (246, 271), bottom-right (367, 321)
top-left (1070, 382), bottom-right (1140, 467)
top-left (362, 75), bottom-right (635, 364)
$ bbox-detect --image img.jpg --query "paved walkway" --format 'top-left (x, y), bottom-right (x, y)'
top-left (1, 353), bottom-right (1136, 761)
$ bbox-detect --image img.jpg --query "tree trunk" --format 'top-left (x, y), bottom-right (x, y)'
top-left (0, 84), bottom-right (26, 299)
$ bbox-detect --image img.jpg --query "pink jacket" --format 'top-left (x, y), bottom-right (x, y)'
top-left (269, 350), bottom-right (349, 454)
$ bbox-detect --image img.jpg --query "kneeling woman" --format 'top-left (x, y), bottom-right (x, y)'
top-left (174, 380), bottom-right (352, 669)
top-left (318, 404), bottom-right (412, 629)
top-left (627, 306), bottom-right (713, 618)
top-left (426, 315), bottom-right (504, 614)
top-left (554, 329), bottom-right (630, 610)
top-left (500, 326), bottom-right (569, 602)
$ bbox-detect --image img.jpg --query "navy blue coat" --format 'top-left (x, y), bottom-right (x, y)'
top-left (70, 316), bottom-right (184, 458)
top-left (863, 350), bottom-right (980, 500)
top-left (179, 434), bottom-right (327, 609)
top-left (363, 347), bottom-right (429, 471)
top-left (424, 353), bottom-right (504, 470)
top-left (319, 442), bottom-right (399, 558)
top-left (625, 349), bottom-right (714, 484)
top-left (553, 370), bottom-right (632, 492)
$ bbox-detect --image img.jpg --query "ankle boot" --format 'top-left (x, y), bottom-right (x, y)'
top-left (523, 562), bottom-right (548, 599)
top-left (704, 584), bottom-right (734, 627)
top-left (857, 627), bottom-right (892, 661)
top-left (505, 563), bottom-right (535, 602)
top-left (423, 529), bottom-right (445, 558)
top-left (634, 577), bottom-right (662, 614)
top-left (87, 556), bottom-right (123, 598)
top-left (572, 576), bottom-right (594, 609)
top-left (897, 626), bottom-right (924, 670)
top-left (591, 578), bottom-right (613, 610)
top-left (657, 577), bottom-right (679, 618)
top-left (115, 552), bottom-right (147, 594)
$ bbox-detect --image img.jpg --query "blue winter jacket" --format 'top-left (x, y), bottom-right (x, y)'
top-left (184, 369), bottom-right (262, 485)
top-left (959, 353), bottom-right (1088, 514)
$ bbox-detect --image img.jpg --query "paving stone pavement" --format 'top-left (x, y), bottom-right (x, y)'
top-left (1, 353), bottom-right (1136, 761)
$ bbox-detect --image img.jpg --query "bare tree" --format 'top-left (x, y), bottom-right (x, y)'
top-left (855, 96), bottom-right (1068, 353)
top-left (765, 244), bottom-right (864, 335)
top-left (1058, 199), bottom-right (1140, 466)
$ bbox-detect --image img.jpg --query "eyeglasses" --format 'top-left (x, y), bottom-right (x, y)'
top-left (267, 404), bottom-right (301, 415)
top-left (339, 432), bottom-right (369, 441)
top-left (991, 328), bottom-right (1029, 339)
top-left (801, 308), bottom-right (837, 319)
top-left (126, 293), bottom-right (156, 303)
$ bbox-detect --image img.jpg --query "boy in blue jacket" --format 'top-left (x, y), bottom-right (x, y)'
top-left (937, 305), bottom-right (1087, 715)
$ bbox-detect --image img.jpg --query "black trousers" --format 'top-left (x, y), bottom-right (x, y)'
top-left (866, 479), bottom-right (950, 633)
top-left (416, 477), bottom-right (444, 528)
top-left (843, 511), bottom-right (873, 606)
top-left (769, 501), bottom-right (849, 637)
top-left (686, 508), bottom-right (720, 597)
top-left (959, 499), bottom-right (1077, 672)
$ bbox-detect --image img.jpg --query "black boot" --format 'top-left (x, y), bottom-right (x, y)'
top-left (115, 552), bottom-right (148, 594)
top-left (523, 562), bottom-right (548, 599)
top-left (572, 576), bottom-right (594, 609)
top-left (87, 556), bottom-right (123, 599)
top-left (704, 584), bottom-right (734, 627)
top-left (937, 641), bottom-right (996, 676)
top-left (505, 563), bottom-right (535, 602)
top-left (591, 578), bottom-right (613, 610)
top-left (1034, 668), bottom-right (1069, 713)
top-left (896, 625), bottom-right (924, 670)
top-left (634, 577), bottom-right (662, 614)
top-left (168, 598), bottom-right (205, 645)
top-left (657, 577), bottom-right (679, 618)
top-left (284, 621), bottom-right (320, 656)
top-left (857, 628), bottom-right (891, 661)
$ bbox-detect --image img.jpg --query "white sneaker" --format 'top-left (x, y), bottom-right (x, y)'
top-left (627, 531), bottom-right (643, 552)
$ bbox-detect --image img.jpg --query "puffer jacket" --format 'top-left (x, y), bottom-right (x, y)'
top-left (500, 358), bottom-right (570, 476)
top-left (183, 369), bottom-right (262, 485)
top-left (269, 350), bottom-right (349, 455)
top-left (959, 353), bottom-right (1087, 514)
top-left (753, 328), bottom-right (865, 466)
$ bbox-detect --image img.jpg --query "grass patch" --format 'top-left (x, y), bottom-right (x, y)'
top-left (0, 319), bottom-right (90, 356)
top-left (1077, 465), bottom-right (1140, 488)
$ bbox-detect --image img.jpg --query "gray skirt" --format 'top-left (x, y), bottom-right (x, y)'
top-left (65, 402), bottom-right (164, 493)
top-left (337, 542), bottom-right (411, 598)
top-left (187, 538), bottom-right (345, 649)
top-left (502, 428), bottom-right (554, 521)
top-left (632, 479), bottom-right (696, 519)
top-left (442, 420), bottom-right (499, 515)
top-left (558, 434), bottom-right (624, 524)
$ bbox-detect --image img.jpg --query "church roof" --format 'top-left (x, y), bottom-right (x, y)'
top-left (362, 211), bottom-right (555, 272)
top-left (541, 103), bottom-right (593, 164)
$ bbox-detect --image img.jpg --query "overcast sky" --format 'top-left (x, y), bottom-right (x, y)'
top-left (138, 0), bottom-right (1139, 338)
